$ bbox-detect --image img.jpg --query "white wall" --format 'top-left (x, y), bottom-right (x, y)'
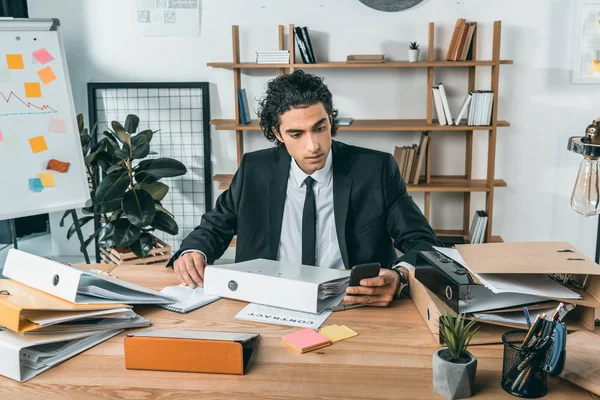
top-left (28, 0), bottom-right (600, 260)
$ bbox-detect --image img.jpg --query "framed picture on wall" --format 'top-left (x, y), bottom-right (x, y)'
top-left (87, 82), bottom-right (212, 261)
top-left (572, 0), bottom-right (600, 84)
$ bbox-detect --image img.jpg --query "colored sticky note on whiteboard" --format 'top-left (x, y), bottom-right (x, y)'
top-left (24, 82), bottom-right (42, 98)
top-left (0, 130), bottom-right (3, 142)
top-left (28, 136), bottom-right (48, 153)
top-left (37, 66), bottom-right (56, 84)
top-left (6, 54), bottom-right (24, 69)
top-left (32, 48), bottom-right (54, 64)
top-left (38, 172), bottom-right (56, 187)
top-left (29, 178), bottom-right (44, 193)
top-left (49, 118), bottom-right (66, 133)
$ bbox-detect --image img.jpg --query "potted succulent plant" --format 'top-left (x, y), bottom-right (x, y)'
top-left (433, 309), bottom-right (479, 399)
top-left (408, 41), bottom-right (420, 62)
top-left (64, 114), bottom-right (186, 260)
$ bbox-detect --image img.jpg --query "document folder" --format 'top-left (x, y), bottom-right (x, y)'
top-left (124, 330), bottom-right (260, 375)
top-left (3, 249), bottom-right (176, 305)
top-left (204, 259), bottom-right (350, 314)
top-left (0, 328), bottom-right (122, 382)
top-left (0, 279), bottom-right (130, 333)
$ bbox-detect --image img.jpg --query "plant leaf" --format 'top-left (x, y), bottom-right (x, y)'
top-left (97, 222), bottom-right (115, 248)
top-left (95, 172), bottom-right (129, 202)
top-left (138, 129), bottom-right (153, 143)
top-left (112, 121), bottom-right (131, 144)
top-left (106, 163), bottom-right (125, 175)
top-left (139, 182), bottom-right (169, 201)
top-left (131, 133), bottom-right (150, 160)
top-left (94, 152), bottom-right (117, 171)
top-left (112, 218), bottom-right (141, 248)
top-left (136, 158), bottom-right (187, 179)
top-left (83, 198), bottom-right (122, 214)
top-left (155, 202), bottom-right (174, 217)
top-left (67, 216), bottom-right (94, 240)
top-left (151, 211), bottom-right (178, 235)
top-left (124, 114), bottom-right (140, 134)
top-left (122, 189), bottom-right (156, 228)
top-left (59, 210), bottom-right (71, 228)
top-left (129, 232), bottom-right (153, 258)
top-left (134, 171), bottom-right (159, 186)
top-left (113, 148), bottom-right (130, 160)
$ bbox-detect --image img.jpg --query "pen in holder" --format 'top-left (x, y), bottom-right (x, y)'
top-left (501, 329), bottom-right (553, 398)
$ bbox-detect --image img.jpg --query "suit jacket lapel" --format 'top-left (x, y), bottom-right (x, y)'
top-left (332, 141), bottom-right (352, 269)
top-left (267, 150), bottom-right (290, 260)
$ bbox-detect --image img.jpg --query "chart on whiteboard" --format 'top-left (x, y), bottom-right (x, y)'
top-left (135, 0), bottom-right (201, 37)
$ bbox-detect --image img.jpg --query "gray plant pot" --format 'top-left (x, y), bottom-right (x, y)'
top-left (433, 348), bottom-right (477, 399)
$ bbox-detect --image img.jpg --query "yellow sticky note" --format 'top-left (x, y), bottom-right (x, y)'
top-left (37, 66), bottom-right (56, 84)
top-left (593, 59), bottom-right (600, 73)
top-left (319, 325), bottom-right (358, 343)
top-left (28, 136), bottom-right (48, 153)
top-left (24, 82), bottom-right (42, 98)
top-left (38, 172), bottom-right (55, 187)
top-left (6, 54), bottom-right (24, 69)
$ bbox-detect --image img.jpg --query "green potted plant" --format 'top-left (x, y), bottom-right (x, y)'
top-left (408, 41), bottom-right (420, 62)
top-left (434, 309), bottom-right (479, 399)
top-left (65, 113), bottom-right (186, 259)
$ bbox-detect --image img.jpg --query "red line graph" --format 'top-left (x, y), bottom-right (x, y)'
top-left (0, 91), bottom-right (56, 112)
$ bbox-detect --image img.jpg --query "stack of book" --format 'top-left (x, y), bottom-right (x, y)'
top-left (468, 210), bottom-right (488, 244)
top-left (294, 26), bottom-right (317, 63)
top-left (432, 83), bottom-right (494, 126)
top-left (393, 132), bottom-right (429, 185)
top-left (255, 50), bottom-right (289, 64)
top-left (346, 54), bottom-right (385, 64)
top-left (446, 18), bottom-right (477, 61)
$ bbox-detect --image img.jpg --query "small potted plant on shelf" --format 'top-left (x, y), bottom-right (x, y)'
top-left (408, 41), bottom-right (420, 62)
top-left (66, 114), bottom-right (187, 264)
top-left (433, 309), bottom-right (479, 399)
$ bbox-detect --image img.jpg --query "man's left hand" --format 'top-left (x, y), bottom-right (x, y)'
top-left (343, 269), bottom-right (400, 307)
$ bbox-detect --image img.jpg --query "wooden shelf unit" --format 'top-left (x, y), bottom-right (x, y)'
top-left (208, 22), bottom-right (511, 243)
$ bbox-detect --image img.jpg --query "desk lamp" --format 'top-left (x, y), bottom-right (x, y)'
top-left (567, 118), bottom-right (600, 263)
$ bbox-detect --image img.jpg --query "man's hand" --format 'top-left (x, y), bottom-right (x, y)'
top-left (173, 252), bottom-right (207, 288)
top-left (343, 269), bottom-right (400, 307)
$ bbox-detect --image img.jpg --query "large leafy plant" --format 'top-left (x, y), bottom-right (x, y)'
top-left (64, 114), bottom-right (186, 258)
top-left (438, 309), bottom-right (479, 362)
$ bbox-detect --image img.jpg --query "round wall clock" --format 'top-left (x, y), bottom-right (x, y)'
top-left (358, 0), bottom-right (425, 12)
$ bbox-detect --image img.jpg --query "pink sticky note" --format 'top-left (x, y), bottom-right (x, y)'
top-left (33, 48), bottom-right (53, 65)
top-left (49, 118), bottom-right (66, 133)
top-left (282, 329), bottom-right (331, 353)
top-left (0, 130), bottom-right (3, 142)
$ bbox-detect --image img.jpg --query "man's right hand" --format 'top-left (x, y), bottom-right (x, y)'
top-left (173, 252), bottom-right (207, 288)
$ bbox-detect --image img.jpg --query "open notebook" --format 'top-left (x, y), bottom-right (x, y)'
top-left (158, 285), bottom-right (221, 314)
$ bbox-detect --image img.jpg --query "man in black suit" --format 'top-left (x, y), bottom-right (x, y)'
top-left (170, 70), bottom-right (442, 306)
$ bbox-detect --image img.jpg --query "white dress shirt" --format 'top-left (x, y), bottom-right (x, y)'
top-left (277, 149), bottom-right (345, 269)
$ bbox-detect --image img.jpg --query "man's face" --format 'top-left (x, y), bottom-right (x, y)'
top-left (274, 103), bottom-right (333, 175)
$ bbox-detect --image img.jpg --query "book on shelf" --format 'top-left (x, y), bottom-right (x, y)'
top-left (446, 18), bottom-right (477, 61)
top-left (413, 132), bottom-right (429, 185)
top-left (393, 135), bottom-right (428, 185)
top-left (237, 89), bottom-right (251, 125)
top-left (466, 90), bottom-right (493, 126)
top-left (256, 50), bottom-right (290, 64)
top-left (468, 210), bottom-right (488, 244)
top-left (294, 26), bottom-right (316, 63)
top-left (346, 54), bottom-right (385, 63)
top-left (432, 85), bottom-right (446, 125)
top-left (436, 83), bottom-right (453, 125)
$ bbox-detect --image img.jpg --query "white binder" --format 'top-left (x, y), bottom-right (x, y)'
top-left (0, 327), bottom-right (122, 382)
top-left (3, 249), bottom-right (175, 305)
top-left (204, 259), bottom-right (350, 314)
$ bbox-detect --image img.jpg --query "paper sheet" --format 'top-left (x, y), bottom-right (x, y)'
top-left (473, 307), bottom-right (556, 327)
top-left (135, 0), bottom-right (201, 37)
top-left (235, 303), bottom-right (332, 329)
top-left (37, 66), bottom-right (57, 85)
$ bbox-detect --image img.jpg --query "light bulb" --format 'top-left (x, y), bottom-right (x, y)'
top-left (571, 157), bottom-right (600, 216)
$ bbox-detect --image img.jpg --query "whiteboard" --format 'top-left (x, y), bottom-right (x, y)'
top-left (0, 19), bottom-right (89, 221)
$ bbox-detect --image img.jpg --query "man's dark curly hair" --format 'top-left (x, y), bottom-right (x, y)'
top-left (257, 70), bottom-right (338, 149)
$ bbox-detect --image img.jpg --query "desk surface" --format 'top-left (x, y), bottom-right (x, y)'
top-left (2, 263), bottom-right (593, 399)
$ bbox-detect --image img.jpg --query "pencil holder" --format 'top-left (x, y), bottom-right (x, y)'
top-left (501, 330), bottom-right (552, 398)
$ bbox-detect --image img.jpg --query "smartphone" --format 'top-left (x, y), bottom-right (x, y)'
top-left (349, 262), bottom-right (381, 286)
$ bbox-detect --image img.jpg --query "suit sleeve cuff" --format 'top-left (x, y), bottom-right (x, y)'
top-left (179, 249), bottom-right (208, 263)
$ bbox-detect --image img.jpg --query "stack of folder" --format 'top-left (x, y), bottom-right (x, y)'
top-left (410, 242), bottom-right (600, 345)
top-left (0, 249), bottom-right (177, 382)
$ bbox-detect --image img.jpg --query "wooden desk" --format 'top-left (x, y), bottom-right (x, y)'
top-left (1, 263), bottom-right (593, 399)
